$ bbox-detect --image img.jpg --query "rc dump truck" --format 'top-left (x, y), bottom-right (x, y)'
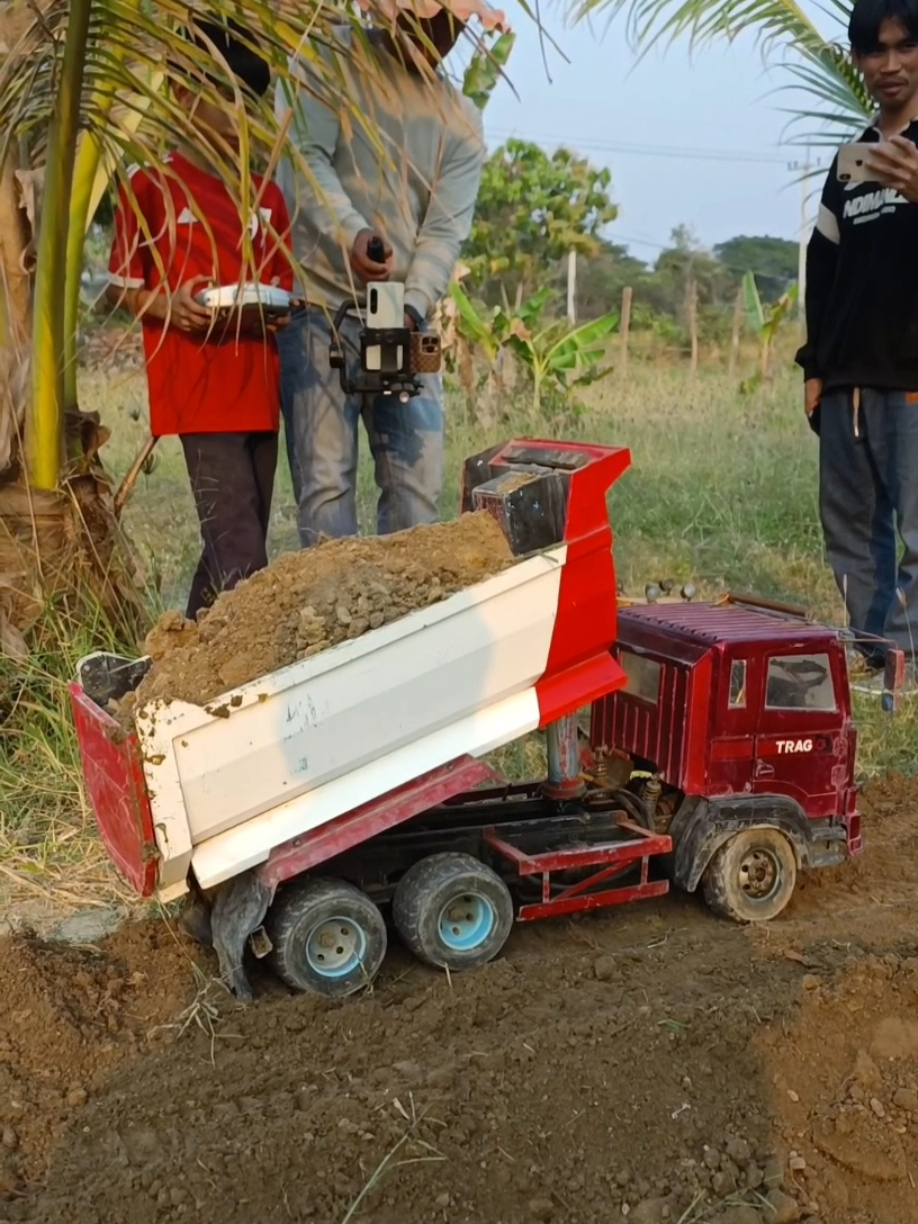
top-left (71, 437), bottom-right (866, 1000)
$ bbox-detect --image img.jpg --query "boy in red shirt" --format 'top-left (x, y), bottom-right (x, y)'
top-left (107, 17), bottom-right (293, 620)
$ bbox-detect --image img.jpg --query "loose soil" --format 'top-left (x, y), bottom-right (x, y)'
top-left (125, 513), bottom-right (513, 711)
top-left (4, 775), bottom-right (918, 1224)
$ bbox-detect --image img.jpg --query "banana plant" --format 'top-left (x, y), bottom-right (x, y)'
top-left (450, 282), bottom-right (618, 414)
top-left (740, 269), bottom-right (799, 390)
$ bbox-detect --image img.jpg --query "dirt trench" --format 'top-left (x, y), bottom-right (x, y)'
top-left (2, 775), bottom-right (918, 1224)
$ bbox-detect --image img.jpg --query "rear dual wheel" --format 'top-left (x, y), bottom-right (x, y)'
top-left (266, 878), bottom-right (387, 998)
top-left (265, 853), bottom-right (515, 996)
top-left (393, 852), bottom-right (514, 971)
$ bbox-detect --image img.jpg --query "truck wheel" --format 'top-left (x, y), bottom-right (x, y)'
top-left (393, 852), bottom-right (514, 971)
top-left (266, 878), bottom-right (387, 998)
top-left (702, 828), bottom-right (797, 923)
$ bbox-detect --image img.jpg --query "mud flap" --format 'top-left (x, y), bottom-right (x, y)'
top-left (210, 871), bottom-right (274, 1001)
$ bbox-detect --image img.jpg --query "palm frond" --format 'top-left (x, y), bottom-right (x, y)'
top-left (565, 0), bottom-right (870, 146)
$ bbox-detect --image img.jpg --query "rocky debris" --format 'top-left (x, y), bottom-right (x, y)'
top-left (711, 1208), bottom-right (762, 1224)
top-left (764, 1188), bottom-right (800, 1224)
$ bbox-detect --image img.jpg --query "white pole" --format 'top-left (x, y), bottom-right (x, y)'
top-left (567, 250), bottom-right (576, 325)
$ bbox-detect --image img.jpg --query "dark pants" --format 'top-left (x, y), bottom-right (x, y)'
top-left (819, 388), bottom-right (918, 662)
top-left (180, 431), bottom-right (278, 620)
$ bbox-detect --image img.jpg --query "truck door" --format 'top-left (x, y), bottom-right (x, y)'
top-left (753, 649), bottom-right (845, 817)
top-left (707, 652), bottom-right (759, 795)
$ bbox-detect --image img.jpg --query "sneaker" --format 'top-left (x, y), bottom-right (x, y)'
top-left (847, 651), bottom-right (886, 680)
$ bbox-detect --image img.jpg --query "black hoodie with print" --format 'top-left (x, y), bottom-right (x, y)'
top-left (795, 119), bottom-right (918, 391)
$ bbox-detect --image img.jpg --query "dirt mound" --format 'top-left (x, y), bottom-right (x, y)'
top-left (0, 921), bottom-right (195, 1190)
top-left (128, 513), bottom-right (514, 710)
top-left (9, 918), bottom-right (801, 1224)
top-left (757, 952), bottom-right (918, 1223)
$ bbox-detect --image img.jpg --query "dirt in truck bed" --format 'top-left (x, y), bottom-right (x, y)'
top-left (2, 775), bottom-right (918, 1223)
top-left (125, 512), bottom-right (514, 711)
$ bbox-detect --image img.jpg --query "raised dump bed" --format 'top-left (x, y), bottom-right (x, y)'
top-left (72, 438), bottom-right (632, 910)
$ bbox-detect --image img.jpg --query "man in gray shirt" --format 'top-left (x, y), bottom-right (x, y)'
top-left (276, 0), bottom-right (506, 546)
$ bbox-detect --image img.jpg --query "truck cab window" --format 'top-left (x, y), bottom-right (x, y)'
top-left (728, 659), bottom-right (747, 708)
top-left (765, 653), bottom-right (836, 711)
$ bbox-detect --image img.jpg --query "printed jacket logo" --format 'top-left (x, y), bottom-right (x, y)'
top-left (843, 186), bottom-right (907, 221)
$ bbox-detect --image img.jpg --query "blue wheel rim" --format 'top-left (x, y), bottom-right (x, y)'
top-left (305, 915), bottom-right (367, 979)
top-left (437, 892), bottom-right (496, 951)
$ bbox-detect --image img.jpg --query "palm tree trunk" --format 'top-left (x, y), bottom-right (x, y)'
top-left (27, 0), bottom-right (92, 490)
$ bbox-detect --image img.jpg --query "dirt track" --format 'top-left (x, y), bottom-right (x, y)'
top-left (4, 775), bottom-right (918, 1224)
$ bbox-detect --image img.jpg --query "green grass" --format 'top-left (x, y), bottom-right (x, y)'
top-left (1, 342), bottom-right (914, 904)
top-left (89, 357), bottom-right (834, 615)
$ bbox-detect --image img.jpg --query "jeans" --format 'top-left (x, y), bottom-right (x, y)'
top-left (180, 431), bottom-right (278, 620)
top-left (819, 387), bottom-right (918, 661)
top-left (277, 307), bottom-right (444, 547)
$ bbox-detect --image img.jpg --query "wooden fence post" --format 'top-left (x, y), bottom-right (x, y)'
top-left (728, 288), bottom-right (743, 376)
top-left (620, 286), bottom-right (632, 375)
top-left (687, 278), bottom-right (699, 375)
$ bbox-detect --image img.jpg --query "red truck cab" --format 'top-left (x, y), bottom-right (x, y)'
top-left (589, 597), bottom-right (861, 922)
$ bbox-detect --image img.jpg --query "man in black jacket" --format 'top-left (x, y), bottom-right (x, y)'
top-left (797, 0), bottom-right (918, 676)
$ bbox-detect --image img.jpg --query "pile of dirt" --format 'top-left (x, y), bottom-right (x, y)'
top-left (0, 921), bottom-right (195, 1191)
top-left (4, 775), bottom-right (918, 1224)
top-left (125, 513), bottom-right (514, 711)
top-left (6, 917), bottom-right (804, 1224)
top-left (757, 952), bottom-right (918, 1223)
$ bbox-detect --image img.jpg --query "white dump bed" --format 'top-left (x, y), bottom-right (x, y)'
top-left (137, 546), bottom-right (568, 900)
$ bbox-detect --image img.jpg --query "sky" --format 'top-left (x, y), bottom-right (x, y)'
top-left (473, 7), bottom-right (842, 262)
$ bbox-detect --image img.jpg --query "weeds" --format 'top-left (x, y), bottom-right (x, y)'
top-left (338, 1095), bottom-right (445, 1224)
top-left (676, 1192), bottom-right (706, 1224)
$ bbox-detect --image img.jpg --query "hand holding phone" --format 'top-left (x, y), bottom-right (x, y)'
top-left (856, 135), bottom-right (918, 203)
top-left (836, 142), bottom-right (879, 184)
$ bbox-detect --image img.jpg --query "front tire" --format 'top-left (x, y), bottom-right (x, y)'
top-left (266, 877), bottom-right (387, 997)
top-left (702, 827), bottom-right (797, 923)
top-left (393, 852), bottom-right (514, 971)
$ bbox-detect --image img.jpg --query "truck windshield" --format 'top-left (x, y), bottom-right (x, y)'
top-left (764, 653), bottom-right (836, 712)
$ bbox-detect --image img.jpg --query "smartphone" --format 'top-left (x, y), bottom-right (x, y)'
top-left (836, 142), bottom-right (879, 184)
top-left (365, 282), bottom-right (404, 372)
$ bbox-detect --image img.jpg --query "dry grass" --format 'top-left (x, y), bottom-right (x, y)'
top-left (1, 328), bottom-right (914, 912)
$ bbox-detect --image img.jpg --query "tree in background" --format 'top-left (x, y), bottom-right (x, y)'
top-left (713, 236), bottom-right (798, 301)
top-left (642, 225), bottom-right (733, 316)
top-left (463, 138), bottom-right (618, 307)
top-left (572, 240), bottom-right (651, 319)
